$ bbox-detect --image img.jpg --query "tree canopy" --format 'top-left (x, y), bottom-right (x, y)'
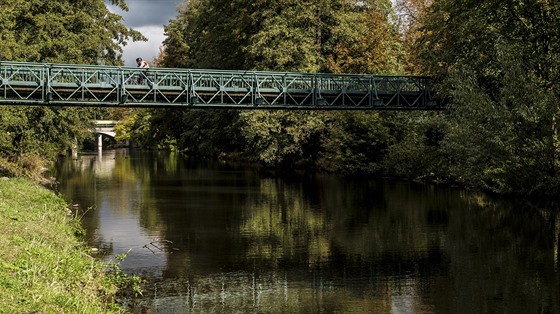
top-left (136, 0), bottom-right (404, 173)
top-left (0, 0), bottom-right (144, 64)
top-left (0, 0), bottom-right (144, 177)
top-left (410, 0), bottom-right (560, 194)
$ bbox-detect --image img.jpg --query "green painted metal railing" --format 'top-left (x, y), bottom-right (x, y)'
top-left (0, 61), bottom-right (440, 109)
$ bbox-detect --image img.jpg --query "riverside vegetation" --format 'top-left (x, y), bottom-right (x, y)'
top-left (0, 178), bottom-right (142, 313)
top-left (0, 0), bottom-right (559, 311)
top-left (0, 1), bottom-right (146, 312)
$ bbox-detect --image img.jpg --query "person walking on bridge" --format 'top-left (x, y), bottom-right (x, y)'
top-left (135, 57), bottom-right (149, 84)
top-left (136, 57), bottom-right (149, 68)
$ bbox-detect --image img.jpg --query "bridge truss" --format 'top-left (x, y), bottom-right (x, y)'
top-left (0, 61), bottom-right (440, 110)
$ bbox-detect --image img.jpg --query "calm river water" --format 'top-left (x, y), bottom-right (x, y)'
top-left (52, 149), bottom-right (560, 313)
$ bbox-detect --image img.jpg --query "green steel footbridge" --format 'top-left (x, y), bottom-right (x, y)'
top-left (0, 61), bottom-right (441, 110)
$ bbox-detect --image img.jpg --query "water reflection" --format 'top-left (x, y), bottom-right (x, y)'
top-left (51, 150), bottom-right (560, 313)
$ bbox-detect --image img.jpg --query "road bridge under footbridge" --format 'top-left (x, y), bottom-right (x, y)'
top-left (94, 120), bottom-right (121, 150)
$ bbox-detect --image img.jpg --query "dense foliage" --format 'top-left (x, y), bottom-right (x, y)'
top-left (0, 0), bottom-right (143, 176)
top-left (411, 0), bottom-right (560, 194)
top-left (131, 0), bottom-right (560, 196)
top-left (126, 0), bottom-right (404, 176)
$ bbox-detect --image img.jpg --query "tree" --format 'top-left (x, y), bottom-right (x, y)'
top-left (162, 0), bottom-right (251, 69)
top-left (412, 0), bottom-right (560, 194)
top-left (240, 110), bottom-right (329, 167)
top-left (326, 0), bottom-right (404, 74)
top-left (240, 0), bottom-right (405, 168)
top-left (322, 111), bottom-right (395, 175)
top-left (394, 0), bottom-right (432, 74)
top-left (0, 0), bottom-right (145, 176)
top-left (151, 0), bottom-right (406, 172)
top-left (0, 0), bottom-right (144, 64)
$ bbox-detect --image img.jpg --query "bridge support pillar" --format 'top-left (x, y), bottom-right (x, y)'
top-left (96, 133), bottom-right (103, 151)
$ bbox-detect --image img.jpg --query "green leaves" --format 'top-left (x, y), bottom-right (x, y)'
top-left (0, 0), bottom-right (144, 172)
top-left (154, 0), bottom-right (408, 171)
top-left (410, 0), bottom-right (560, 194)
top-left (162, 0), bottom-right (250, 69)
top-left (240, 111), bottom-right (328, 165)
top-left (0, 0), bottom-right (145, 64)
top-left (323, 111), bottom-right (393, 175)
top-left (245, 0), bottom-right (325, 72)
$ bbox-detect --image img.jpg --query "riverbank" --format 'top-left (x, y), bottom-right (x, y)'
top-left (0, 177), bottom-right (126, 313)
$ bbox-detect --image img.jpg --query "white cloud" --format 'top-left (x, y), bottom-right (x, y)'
top-left (106, 0), bottom-right (183, 66)
top-left (122, 26), bottom-right (166, 66)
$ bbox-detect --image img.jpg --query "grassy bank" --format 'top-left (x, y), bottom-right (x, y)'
top-left (0, 177), bottom-right (125, 313)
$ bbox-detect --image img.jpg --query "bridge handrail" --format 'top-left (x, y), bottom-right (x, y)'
top-left (0, 60), bottom-right (430, 78)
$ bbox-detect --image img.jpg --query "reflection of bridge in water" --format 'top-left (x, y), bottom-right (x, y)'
top-left (78, 149), bottom-right (119, 178)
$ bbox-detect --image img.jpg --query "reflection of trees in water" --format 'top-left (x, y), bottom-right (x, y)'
top-left (54, 150), bottom-right (166, 259)
top-left (237, 178), bottom-right (560, 313)
top-left (55, 153), bottom-right (560, 313)
top-left (241, 177), bottom-right (331, 267)
top-left (135, 270), bottom-right (402, 313)
top-left (231, 177), bottom-right (451, 312)
top-left (239, 177), bottom-right (452, 271)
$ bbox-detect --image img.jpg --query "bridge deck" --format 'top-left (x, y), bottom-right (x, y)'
top-left (0, 61), bottom-right (440, 110)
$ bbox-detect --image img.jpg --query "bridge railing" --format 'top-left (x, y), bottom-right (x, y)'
top-left (0, 61), bottom-right (439, 109)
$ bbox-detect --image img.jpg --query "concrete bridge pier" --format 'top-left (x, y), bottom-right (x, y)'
top-left (96, 133), bottom-right (103, 150)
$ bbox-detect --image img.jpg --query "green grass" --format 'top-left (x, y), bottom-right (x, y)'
top-left (0, 178), bottom-right (126, 314)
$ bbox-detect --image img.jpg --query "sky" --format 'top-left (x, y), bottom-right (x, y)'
top-left (106, 0), bottom-right (184, 66)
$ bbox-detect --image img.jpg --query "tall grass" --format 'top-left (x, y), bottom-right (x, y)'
top-left (0, 178), bottom-right (125, 313)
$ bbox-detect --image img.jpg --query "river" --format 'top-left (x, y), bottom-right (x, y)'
top-left (51, 149), bottom-right (560, 313)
